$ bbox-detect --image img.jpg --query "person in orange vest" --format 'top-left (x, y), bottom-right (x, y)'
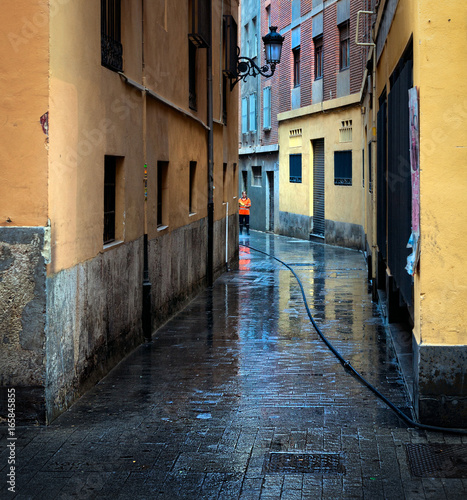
top-left (239, 191), bottom-right (251, 235)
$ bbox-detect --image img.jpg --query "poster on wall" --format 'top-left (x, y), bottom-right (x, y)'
top-left (406, 86), bottom-right (420, 276)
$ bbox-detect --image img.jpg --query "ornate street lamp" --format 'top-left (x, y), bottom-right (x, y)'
top-left (228, 26), bottom-right (285, 90)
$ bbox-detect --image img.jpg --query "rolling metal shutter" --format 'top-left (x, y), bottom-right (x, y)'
top-left (313, 139), bottom-right (325, 237)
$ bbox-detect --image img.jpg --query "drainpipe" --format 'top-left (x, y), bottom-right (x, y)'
top-left (356, 10), bottom-right (377, 297)
top-left (207, 3), bottom-right (214, 286)
top-left (141, 0), bottom-right (152, 341)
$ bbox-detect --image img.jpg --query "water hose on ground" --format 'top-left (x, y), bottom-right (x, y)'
top-left (242, 244), bottom-right (467, 436)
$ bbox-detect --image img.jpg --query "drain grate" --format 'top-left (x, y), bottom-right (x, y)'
top-left (406, 443), bottom-right (467, 478)
top-left (265, 452), bottom-right (345, 474)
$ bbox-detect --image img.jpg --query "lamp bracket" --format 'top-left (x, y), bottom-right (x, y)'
top-left (229, 47), bottom-right (276, 90)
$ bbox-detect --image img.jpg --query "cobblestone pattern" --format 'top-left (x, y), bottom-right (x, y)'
top-left (1, 232), bottom-right (466, 499)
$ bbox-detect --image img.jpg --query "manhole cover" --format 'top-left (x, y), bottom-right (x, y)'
top-left (406, 443), bottom-right (467, 478)
top-left (265, 452), bottom-right (345, 474)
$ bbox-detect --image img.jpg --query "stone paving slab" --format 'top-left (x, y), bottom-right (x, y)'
top-left (1, 231), bottom-right (467, 499)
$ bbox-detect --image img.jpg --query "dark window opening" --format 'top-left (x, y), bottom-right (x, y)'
top-left (334, 150), bottom-right (352, 185)
top-left (157, 161), bottom-right (169, 227)
top-left (189, 161), bottom-right (197, 214)
top-left (101, 0), bottom-right (122, 72)
top-left (339, 21), bottom-right (350, 70)
top-left (314, 36), bottom-right (323, 80)
top-left (104, 156), bottom-right (116, 244)
top-left (189, 41), bottom-right (197, 111)
top-left (293, 47), bottom-right (301, 87)
top-left (289, 154), bottom-right (302, 183)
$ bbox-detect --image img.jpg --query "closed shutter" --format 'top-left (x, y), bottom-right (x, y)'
top-left (313, 139), bottom-right (325, 237)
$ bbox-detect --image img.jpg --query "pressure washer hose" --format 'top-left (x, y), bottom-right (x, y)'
top-left (242, 244), bottom-right (467, 436)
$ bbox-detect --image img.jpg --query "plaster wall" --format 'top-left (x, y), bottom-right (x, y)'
top-left (48, 0), bottom-right (144, 275)
top-left (277, 101), bottom-right (364, 246)
top-left (0, 0), bottom-right (49, 227)
top-left (374, 0), bottom-right (467, 426)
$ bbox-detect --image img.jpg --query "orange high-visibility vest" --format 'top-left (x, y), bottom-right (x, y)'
top-left (239, 197), bottom-right (251, 215)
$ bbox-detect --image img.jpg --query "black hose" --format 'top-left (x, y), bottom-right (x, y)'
top-left (242, 244), bottom-right (467, 435)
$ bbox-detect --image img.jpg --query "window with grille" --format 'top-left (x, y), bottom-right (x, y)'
top-left (101, 0), bottom-right (122, 72)
top-left (157, 161), bottom-right (169, 227)
top-left (314, 36), bottom-right (323, 79)
top-left (252, 166), bottom-right (262, 187)
top-left (289, 154), bottom-right (302, 183)
top-left (104, 156), bottom-right (116, 244)
top-left (263, 87), bottom-right (271, 130)
top-left (339, 21), bottom-right (350, 70)
top-left (334, 151), bottom-right (352, 185)
top-left (189, 161), bottom-right (197, 214)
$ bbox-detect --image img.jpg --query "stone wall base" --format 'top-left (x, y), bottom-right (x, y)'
top-left (414, 343), bottom-right (467, 428)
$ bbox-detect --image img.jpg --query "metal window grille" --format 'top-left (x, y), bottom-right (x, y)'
top-left (189, 161), bottom-right (197, 213)
top-left (188, 0), bottom-right (211, 48)
top-left (104, 156), bottom-right (116, 244)
top-left (101, 0), bottom-right (122, 72)
top-left (334, 150), bottom-right (352, 185)
top-left (289, 154), bottom-right (302, 183)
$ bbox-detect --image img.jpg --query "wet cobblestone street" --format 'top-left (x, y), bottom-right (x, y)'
top-left (2, 231), bottom-right (467, 499)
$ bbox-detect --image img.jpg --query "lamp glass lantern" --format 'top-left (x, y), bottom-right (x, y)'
top-left (263, 26), bottom-right (284, 65)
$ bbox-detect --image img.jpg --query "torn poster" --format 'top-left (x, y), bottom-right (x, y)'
top-left (406, 87), bottom-right (420, 276)
top-left (40, 111), bottom-right (49, 136)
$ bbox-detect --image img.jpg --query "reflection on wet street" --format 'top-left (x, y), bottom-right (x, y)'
top-left (5, 231), bottom-right (458, 500)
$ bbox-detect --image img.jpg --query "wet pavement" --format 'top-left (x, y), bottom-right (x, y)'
top-left (2, 231), bottom-right (467, 499)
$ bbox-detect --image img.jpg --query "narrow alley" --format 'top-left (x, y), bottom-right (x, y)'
top-left (1, 232), bottom-right (466, 499)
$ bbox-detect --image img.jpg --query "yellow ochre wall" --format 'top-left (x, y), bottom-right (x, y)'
top-left (0, 0), bottom-right (49, 227)
top-left (49, 0), bottom-right (144, 274)
top-left (278, 100), bottom-right (364, 233)
top-left (377, 0), bottom-right (467, 346)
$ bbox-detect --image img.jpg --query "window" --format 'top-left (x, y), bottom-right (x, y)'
top-left (289, 154), bottom-right (302, 183)
top-left (314, 36), bottom-right (323, 79)
top-left (244, 24), bottom-right (249, 58)
top-left (263, 87), bottom-right (271, 130)
top-left (157, 161), bottom-right (169, 227)
top-left (334, 151), bottom-right (352, 185)
top-left (339, 21), bottom-right (350, 71)
top-left (101, 0), bottom-right (122, 72)
top-left (189, 161), bottom-right (197, 214)
top-left (368, 141), bottom-right (372, 193)
top-left (251, 18), bottom-right (257, 59)
top-left (241, 97), bottom-right (248, 134)
top-left (249, 93), bottom-right (257, 132)
top-left (189, 40), bottom-right (197, 110)
top-left (252, 166), bottom-right (262, 187)
top-left (242, 171), bottom-right (248, 192)
top-left (104, 156), bottom-right (116, 244)
top-left (293, 47), bottom-right (300, 87)
top-left (266, 5), bottom-right (271, 28)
